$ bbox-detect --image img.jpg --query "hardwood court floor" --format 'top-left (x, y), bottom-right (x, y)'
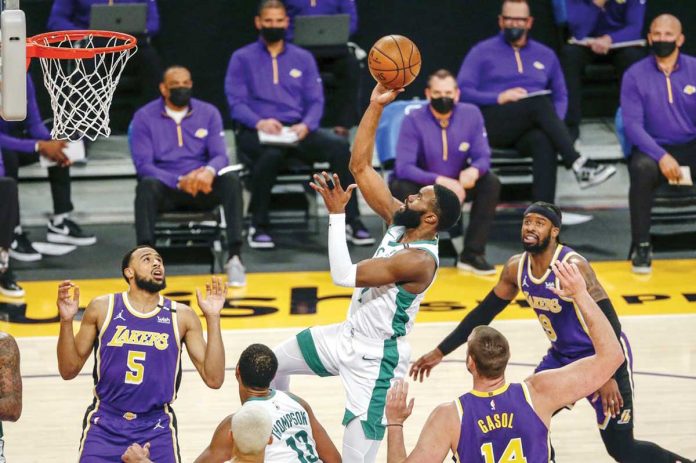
top-left (4, 315), bottom-right (695, 462)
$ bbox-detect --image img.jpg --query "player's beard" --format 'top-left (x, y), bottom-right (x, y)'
top-left (135, 274), bottom-right (167, 293)
top-left (522, 233), bottom-right (551, 254)
top-left (392, 206), bottom-right (423, 229)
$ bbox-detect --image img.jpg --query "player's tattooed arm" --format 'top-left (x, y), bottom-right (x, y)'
top-left (0, 332), bottom-right (22, 422)
top-left (194, 414), bottom-right (234, 463)
top-left (569, 256), bottom-right (609, 302)
top-left (288, 393), bottom-right (342, 463)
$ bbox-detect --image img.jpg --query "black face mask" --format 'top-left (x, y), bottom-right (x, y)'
top-left (392, 205), bottom-right (424, 229)
top-left (651, 40), bottom-right (677, 58)
top-left (168, 87), bottom-right (192, 107)
top-left (503, 27), bottom-right (526, 44)
top-left (260, 27), bottom-right (286, 44)
top-left (430, 97), bottom-right (455, 115)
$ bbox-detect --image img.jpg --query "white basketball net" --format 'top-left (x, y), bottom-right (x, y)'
top-left (36, 34), bottom-right (137, 141)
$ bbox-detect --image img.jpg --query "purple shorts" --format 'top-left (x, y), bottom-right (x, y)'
top-left (78, 401), bottom-right (180, 463)
top-left (534, 332), bottom-right (635, 430)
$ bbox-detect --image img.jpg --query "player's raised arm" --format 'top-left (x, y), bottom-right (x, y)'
top-left (0, 332), bottom-right (22, 422)
top-left (526, 261), bottom-right (624, 427)
top-left (348, 83), bottom-right (405, 224)
top-left (56, 281), bottom-right (103, 380)
top-left (194, 414), bottom-right (234, 463)
top-left (409, 255), bottom-right (521, 382)
top-left (180, 277), bottom-right (227, 389)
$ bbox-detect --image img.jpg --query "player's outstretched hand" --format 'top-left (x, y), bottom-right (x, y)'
top-left (121, 442), bottom-right (151, 463)
top-left (57, 280), bottom-right (80, 322)
top-left (550, 261), bottom-right (587, 299)
top-left (386, 380), bottom-right (415, 426)
top-left (310, 171), bottom-right (357, 214)
top-left (196, 276), bottom-right (228, 317)
top-left (591, 378), bottom-right (624, 419)
top-left (409, 348), bottom-right (444, 382)
top-left (370, 83), bottom-right (404, 106)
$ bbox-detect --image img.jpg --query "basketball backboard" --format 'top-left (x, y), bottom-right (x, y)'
top-left (0, 0), bottom-right (27, 121)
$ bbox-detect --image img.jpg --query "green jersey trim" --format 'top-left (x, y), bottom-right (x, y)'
top-left (361, 338), bottom-right (399, 440)
top-left (296, 329), bottom-right (333, 377)
top-left (246, 389), bottom-right (277, 402)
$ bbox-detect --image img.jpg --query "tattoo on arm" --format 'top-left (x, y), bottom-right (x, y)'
top-left (571, 257), bottom-right (608, 302)
top-left (0, 334), bottom-right (22, 421)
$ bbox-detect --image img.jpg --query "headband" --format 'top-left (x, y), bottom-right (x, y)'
top-left (524, 203), bottom-right (561, 228)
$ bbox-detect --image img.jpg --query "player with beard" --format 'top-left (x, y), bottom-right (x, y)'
top-left (270, 83), bottom-right (462, 463)
top-left (56, 245), bottom-right (227, 463)
top-left (410, 201), bottom-right (693, 463)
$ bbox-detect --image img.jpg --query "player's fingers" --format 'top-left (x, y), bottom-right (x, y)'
top-left (407, 398), bottom-right (415, 414)
top-left (602, 395), bottom-right (609, 417)
top-left (332, 173), bottom-right (343, 191)
top-left (144, 442), bottom-right (151, 450)
top-left (73, 286), bottom-right (80, 302)
top-left (309, 181), bottom-right (324, 194)
top-left (345, 184), bottom-right (358, 195)
top-left (313, 173), bottom-right (329, 190)
top-left (591, 391), bottom-right (599, 403)
top-left (196, 288), bottom-right (202, 303)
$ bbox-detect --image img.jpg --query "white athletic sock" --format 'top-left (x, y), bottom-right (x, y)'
top-left (342, 418), bottom-right (381, 463)
top-left (51, 212), bottom-right (69, 225)
top-left (14, 225), bottom-right (22, 235)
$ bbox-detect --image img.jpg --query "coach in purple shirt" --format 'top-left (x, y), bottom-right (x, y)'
top-left (458, 0), bottom-right (615, 205)
top-left (225, 0), bottom-right (372, 250)
top-left (622, 14), bottom-right (696, 274)
top-left (391, 70), bottom-right (500, 274)
top-left (0, 156), bottom-right (23, 297)
top-left (561, 0), bottom-right (646, 142)
top-left (0, 75), bottom-right (96, 262)
top-left (129, 66), bottom-right (246, 285)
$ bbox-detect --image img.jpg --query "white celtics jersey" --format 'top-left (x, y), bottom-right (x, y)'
top-left (248, 390), bottom-right (322, 463)
top-left (347, 225), bottom-right (439, 340)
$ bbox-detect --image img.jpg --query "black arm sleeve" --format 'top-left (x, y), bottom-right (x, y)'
top-left (437, 290), bottom-right (511, 356)
top-left (596, 298), bottom-right (622, 340)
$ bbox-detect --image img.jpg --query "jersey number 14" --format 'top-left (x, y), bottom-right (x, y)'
top-left (481, 438), bottom-right (528, 463)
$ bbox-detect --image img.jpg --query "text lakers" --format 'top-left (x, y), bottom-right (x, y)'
top-left (106, 325), bottom-right (170, 350)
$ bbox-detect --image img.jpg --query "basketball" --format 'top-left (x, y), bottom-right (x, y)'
top-left (367, 35), bottom-right (421, 89)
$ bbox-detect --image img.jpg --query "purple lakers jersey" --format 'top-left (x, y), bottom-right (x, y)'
top-left (93, 292), bottom-right (182, 414)
top-left (517, 244), bottom-right (594, 357)
top-left (455, 383), bottom-right (549, 463)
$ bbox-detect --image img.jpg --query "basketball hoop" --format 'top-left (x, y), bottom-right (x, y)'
top-left (27, 30), bottom-right (137, 141)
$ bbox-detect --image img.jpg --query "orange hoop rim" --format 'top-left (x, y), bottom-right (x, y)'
top-left (27, 30), bottom-right (137, 60)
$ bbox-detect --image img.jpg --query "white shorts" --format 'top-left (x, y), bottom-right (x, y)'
top-left (294, 322), bottom-right (411, 440)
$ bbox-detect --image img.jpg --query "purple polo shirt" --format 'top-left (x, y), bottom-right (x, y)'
top-left (0, 76), bottom-right (51, 154)
top-left (284, 0), bottom-right (358, 42)
top-left (394, 103), bottom-right (491, 185)
top-left (129, 98), bottom-right (229, 189)
top-left (47, 0), bottom-right (160, 36)
top-left (621, 53), bottom-right (696, 161)
top-left (225, 39), bottom-right (324, 131)
top-left (567, 0), bottom-right (645, 43)
top-left (457, 33), bottom-right (568, 119)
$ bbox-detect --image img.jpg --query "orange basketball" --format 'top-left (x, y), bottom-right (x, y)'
top-left (367, 35), bottom-right (421, 90)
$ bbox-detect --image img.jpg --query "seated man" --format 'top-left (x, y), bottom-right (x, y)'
top-left (390, 70), bottom-right (501, 275)
top-left (129, 66), bottom-right (246, 286)
top-left (0, 74), bottom-right (96, 264)
top-left (225, 0), bottom-right (373, 249)
top-left (285, 0), bottom-right (361, 134)
top-left (457, 0), bottom-right (616, 205)
top-left (622, 14), bottom-right (696, 274)
top-left (0, 156), bottom-right (24, 297)
top-left (562, 0), bottom-right (647, 142)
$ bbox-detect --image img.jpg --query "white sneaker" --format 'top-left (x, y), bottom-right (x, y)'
top-left (225, 255), bottom-right (247, 287)
top-left (561, 212), bottom-right (593, 226)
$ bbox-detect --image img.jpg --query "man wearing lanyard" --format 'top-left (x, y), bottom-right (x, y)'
top-left (390, 70), bottom-right (500, 275)
top-left (225, 0), bottom-right (373, 250)
top-left (457, 0), bottom-right (616, 207)
top-left (562, 0), bottom-right (647, 142)
top-left (622, 14), bottom-right (696, 274)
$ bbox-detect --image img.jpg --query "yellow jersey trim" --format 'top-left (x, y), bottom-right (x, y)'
top-left (122, 292), bottom-right (163, 318)
top-left (171, 301), bottom-right (182, 403)
top-left (470, 383), bottom-right (510, 398)
top-left (527, 244), bottom-right (563, 285)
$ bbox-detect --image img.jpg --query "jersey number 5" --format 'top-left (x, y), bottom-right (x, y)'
top-left (481, 438), bottom-right (528, 463)
top-left (125, 350), bottom-right (146, 385)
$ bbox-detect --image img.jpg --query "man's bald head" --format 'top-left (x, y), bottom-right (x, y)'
top-left (650, 14), bottom-right (682, 35)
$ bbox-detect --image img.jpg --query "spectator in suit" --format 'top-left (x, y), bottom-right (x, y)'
top-left (622, 14), bottom-right (696, 274)
top-left (226, 0), bottom-right (373, 249)
top-left (457, 0), bottom-right (616, 207)
top-left (562, 0), bottom-right (647, 142)
top-left (284, 0), bottom-right (361, 135)
top-left (0, 74), bottom-right (96, 264)
top-left (0, 155), bottom-right (24, 297)
top-left (390, 70), bottom-right (501, 275)
top-left (129, 66), bottom-right (247, 286)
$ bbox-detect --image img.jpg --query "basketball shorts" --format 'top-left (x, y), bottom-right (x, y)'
top-left (78, 401), bottom-right (181, 463)
top-left (535, 332), bottom-right (635, 431)
top-left (295, 322), bottom-right (411, 440)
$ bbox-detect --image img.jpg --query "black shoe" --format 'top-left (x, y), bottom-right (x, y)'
top-left (47, 218), bottom-right (97, 246)
top-left (573, 158), bottom-right (617, 189)
top-left (0, 270), bottom-right (25, 298)
top-left (9, 232), bottom-right (42, 262)
top-left (346, 219), bottom-right (376, 246)
top-left (457, 251), bottom-right (496, 276)
top-left (631, 242), bottom-right (652, 274)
